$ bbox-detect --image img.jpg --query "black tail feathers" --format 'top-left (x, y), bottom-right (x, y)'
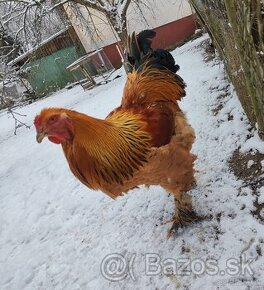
top-left (126, 30), bottom-right (180, 74)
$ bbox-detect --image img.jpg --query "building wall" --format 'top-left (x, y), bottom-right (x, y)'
top-left (64, 0), bottom-right (194, 53)
top-left (103, 14), bottom-right (196, 68)
top-left (127, 0), bottom-right (193, 33)
top-left (151, 14), bottom-right (196, 49)
top-left (63, 5), bottom-right (116, 53)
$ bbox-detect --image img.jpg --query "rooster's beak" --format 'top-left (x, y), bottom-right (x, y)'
top-left (36, 132), bottom-right (46, 143)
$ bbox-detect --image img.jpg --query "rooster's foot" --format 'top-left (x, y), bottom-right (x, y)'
top-left (167, 206), bottom-right (201, 238)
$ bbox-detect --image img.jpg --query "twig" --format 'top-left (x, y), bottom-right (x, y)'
top-left (7, 107), bottom-right (30, 135)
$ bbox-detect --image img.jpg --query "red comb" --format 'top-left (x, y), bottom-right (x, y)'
top-left (34, 115), bottom-right (41, 127)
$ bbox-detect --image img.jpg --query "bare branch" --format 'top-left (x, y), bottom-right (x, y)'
top-left (7, 107), bottom-right (30, 135)
top-left (71, 0), bottom-right (110, 14)
top-left (121, 0), bottom-right (131, 16)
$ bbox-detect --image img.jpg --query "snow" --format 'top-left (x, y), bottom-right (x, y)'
top-left (240, 131), bottom-right (264, 154)
top-left (258, 188), bottom-right (264, 204)
top-left (247, 160), bottom-right (254, 169)
top-left (1, 34), bottom-right (264, 290)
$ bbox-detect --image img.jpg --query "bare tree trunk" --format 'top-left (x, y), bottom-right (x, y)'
top-left (107, 13), bottom-right (128, 45)
top-left (106, 0), bottom-right (131, 45)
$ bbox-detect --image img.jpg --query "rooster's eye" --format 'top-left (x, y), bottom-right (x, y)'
top-left (49, 116), bottom-right (57, 123)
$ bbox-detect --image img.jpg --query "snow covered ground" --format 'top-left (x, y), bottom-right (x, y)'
top-left (1, 35), bottom-right (264, 290)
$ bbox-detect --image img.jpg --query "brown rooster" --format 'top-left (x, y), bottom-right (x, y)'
top-left (34, 30), bottom-right (197, 236)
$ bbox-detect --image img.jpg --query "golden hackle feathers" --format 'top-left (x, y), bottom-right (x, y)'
top-left (122, 67), bottom-right (185, 108)
top-left (61, 109), bottom-right (152, 190)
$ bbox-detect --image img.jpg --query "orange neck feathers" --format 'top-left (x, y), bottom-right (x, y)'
top-left (122, 67), bottom-right (186, 108)
top-left (61, 109), bottom-right (152, 189)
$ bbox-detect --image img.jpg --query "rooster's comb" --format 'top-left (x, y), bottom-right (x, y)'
top-left (34, 115), bottom-right (41, 127)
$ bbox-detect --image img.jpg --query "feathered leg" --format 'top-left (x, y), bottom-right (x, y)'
top-left (162, 163), bottom-right (199, 238)
top-left (167, 193), bottom-right (199, 238)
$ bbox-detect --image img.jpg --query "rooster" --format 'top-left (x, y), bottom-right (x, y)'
top-left (34, 30), bottom-right (197, 236)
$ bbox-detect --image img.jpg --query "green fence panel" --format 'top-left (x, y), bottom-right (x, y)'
top-left (24, 46), bottom-right (84, 97)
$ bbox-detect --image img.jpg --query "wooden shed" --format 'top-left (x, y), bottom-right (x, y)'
top-left (10, 26), bottom-right (86, 96)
